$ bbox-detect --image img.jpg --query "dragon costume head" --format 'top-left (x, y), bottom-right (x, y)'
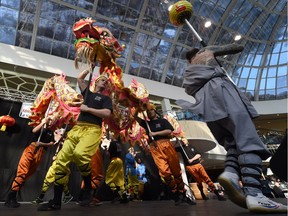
top-left (73, 17), bottom-right (124, 73)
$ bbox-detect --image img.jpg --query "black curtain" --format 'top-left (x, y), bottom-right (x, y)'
top-left (0, 99), bottom-right (163, 202)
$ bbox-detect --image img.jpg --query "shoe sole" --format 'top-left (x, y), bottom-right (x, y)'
top-left (248, 206), bottom-right (288, 214)
top-left (62, 197), bottom-right (73, 205)
top-left (218, 176), bottom-right (247, 209)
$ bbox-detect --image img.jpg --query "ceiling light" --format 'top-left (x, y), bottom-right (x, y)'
top-left (204, 21), bottom-right (212, 28)
top-left (234, 34), bottom-right (242, 41)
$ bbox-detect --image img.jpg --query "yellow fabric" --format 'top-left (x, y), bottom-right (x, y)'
top-left (55, 123), bottom-right (102, 185)
top-left (105, 157), bottom-right (125, 191)
top-left (42, 160), bottom-right (70, 194)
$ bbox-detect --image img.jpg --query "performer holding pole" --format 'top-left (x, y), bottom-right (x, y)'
top-left (134, 103), bottom-right (196, 206)
top-left (169, 1), bottom-right (287, 213)
top-left (38, 69), bottom-right (112, 211)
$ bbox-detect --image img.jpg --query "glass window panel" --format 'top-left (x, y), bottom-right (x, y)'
top-left (16, 31), bottom-right (32, 48)
top-left (278, 52), bottom-right (287, 64)
top-left (245, 90), bottom-right (254, 101)
top-left (35, 37), bottom-right (52, 54)
top-left (276, 88), bottom-right (287, 99)
top-left (267, 67), bottom-right (277, 77)
top-left (37, 18), bottom-right (55, 38)
top-left (259, 78), bottom-right (266, 90)
top-left (54, 23), bottom-right (72, 42)
top-left (0, 26), bottom-right (16, 45)
top-left (277, 75), bottom-right (287, 88)
top-left (262, 68), bottom-right (268, 77)
top-left (245, 54), bottom-right (254, 66)
top-left (151, 69), bottom-right (161, 82)
top-left (250, 68), bottom-right (258, 78)
top-left (163, 24), bottom-right (177, 39)
top-left (19, 12), bottom-right (34, 33)
top-left (139, 66), bottom-right (151, 79)
top-left (159, 40), bottom-right (171, 55)
top-left (238, 78), bottom-right (247, 89)
top-left (172, 75), bottom-right (184, 87)
top-left (265, 89), bottom-right (276, 100)
top-left (1, 0), bottom-right (21, 9)
top-left (272, 42), bottom-right (281, 53)
top-left (128, 62), bottom-right (140, 76)
top-left (0, 7), bottom-right (18, 28)
top-left (252, 55), bottom-right (262, 66)
top-left (51, 42), bottom-right (69, 58)
top-left (270, 53), bottom-right (279, 65)
top-left (266, 78), bottom-right (276, 89)
top-left (40, 1), bottom-right (59, 21)
top-left (259, 89), bottom-right (265, 101)
top-left (165, 70), bottom-right (173, 85)
top-left (247, 79), bottom-right (256, 90)
top-left (277, 66), bottom-right (288, 76)
top-left (241, 68), bottom-right (250, 78)
top-left (58, 7), bottom-right (77, 25)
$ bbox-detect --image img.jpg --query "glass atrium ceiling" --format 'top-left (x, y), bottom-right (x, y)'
top-left (0, 0), bottom-right (287, 101)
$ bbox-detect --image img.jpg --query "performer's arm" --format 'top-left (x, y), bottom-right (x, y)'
top-left (80, 105), bottom-right (111, 119)
top-left (204, 44), bottom-right (244, 57)
top-left (35, 141), bottom-right (54, 147)
top-left (77, 69), bottom-right (90, 92)
top-left (188, 153), bottom-right (201, 164)
top-left (150, 129), bottom-right (172, 137)
top-left (32, 118), bottom-right (47, 133)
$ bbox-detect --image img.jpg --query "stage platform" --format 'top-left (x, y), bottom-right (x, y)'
top-left (0, 198), bottom-right (287, 216)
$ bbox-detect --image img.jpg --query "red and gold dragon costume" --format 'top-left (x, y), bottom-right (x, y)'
top-left (73, 17), bottom-right (149, 147)
top-left (29, 74), bottom-right (83, 130)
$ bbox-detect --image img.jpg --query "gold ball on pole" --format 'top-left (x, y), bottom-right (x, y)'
top-left (168, 0), bottom-right (193, 26)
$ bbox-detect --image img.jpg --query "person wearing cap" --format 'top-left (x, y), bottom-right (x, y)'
top-left (133, 104), bottom-right (196, 206)
top-left (38, 69), bottom-right (112, 211)
top-left (183, 44), bottom-right (287, 213)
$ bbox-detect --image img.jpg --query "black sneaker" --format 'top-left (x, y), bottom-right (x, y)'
top-left (182, 193), bottom-right (196, 205)
top-left (119, 192), bottom-right (129, 204)
top-left (37, 200), bottom-right (61, 211)
top-left (4, 199), bottom-right (20, 208)
top-left (79, 189), bottom-right (92, 206)
top-left (31, 197), bottom-right (44, 205)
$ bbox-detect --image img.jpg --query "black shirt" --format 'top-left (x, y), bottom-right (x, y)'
top-left (78, 89), bottom-right (113, 126)
top-left (139, 118), bottom-right (174, 143)
top-left (180, 144), bottom-right (201, 166)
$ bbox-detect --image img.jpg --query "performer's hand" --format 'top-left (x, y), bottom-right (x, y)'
top-left (80, 104), bottom-right (90, 112)
top-left (35, 141), bottom-right (40, 147)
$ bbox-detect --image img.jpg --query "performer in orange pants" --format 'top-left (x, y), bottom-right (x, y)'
top-left (5, 117), bottom-right (56, 208)
top-left (134, 103), bottom-right (196, 206)
top-left (179, 142), bottom-right (226, 201)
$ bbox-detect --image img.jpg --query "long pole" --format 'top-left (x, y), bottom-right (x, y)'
top-left (176, 137), bottom-right (190, 160)
top-left (184, 19), bottom-right (236, 85)
top-left (142, 111), bottom-right (157, 148)
top-left (83, 65), bottom-right (94, 104)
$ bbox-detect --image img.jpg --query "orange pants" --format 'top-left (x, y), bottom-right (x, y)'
top-left (81, 148), bottom-right (104, 189)
top-left (186, 163), bottom-right (216, 191)
top-left (150, 139), bottom-right (184, 193)
top-left (11, 143), bottom-right (45, 191)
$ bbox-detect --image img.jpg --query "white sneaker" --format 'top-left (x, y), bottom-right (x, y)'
top-left (246, 193), bottom-right (287, 213)
top-left (218, 171), bottom-right (247, 209)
